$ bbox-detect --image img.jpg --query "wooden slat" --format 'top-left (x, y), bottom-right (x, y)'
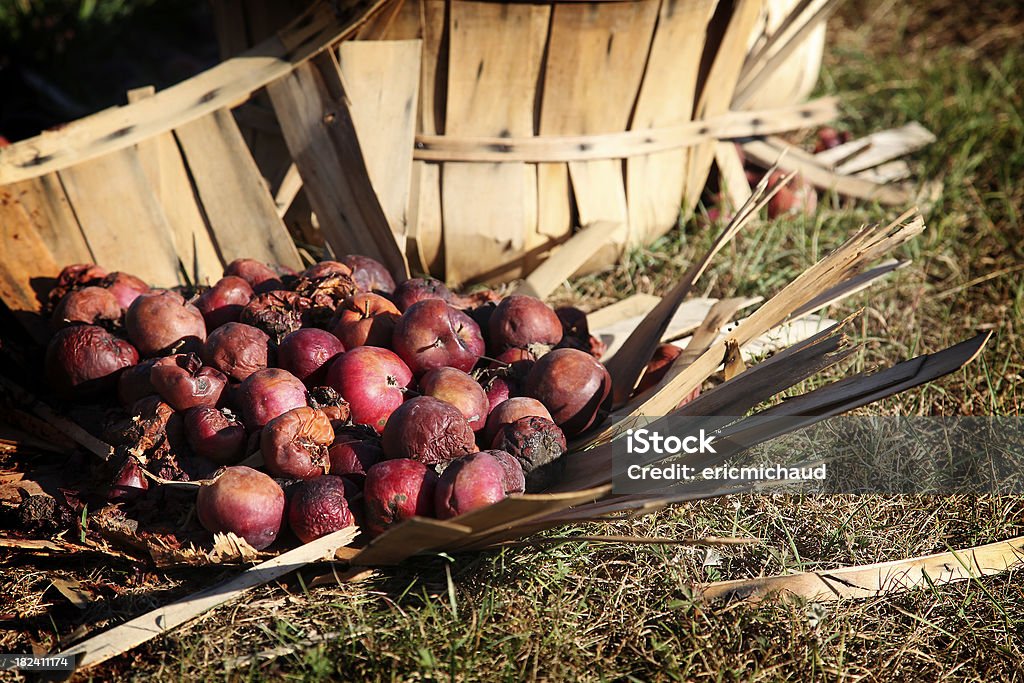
top-left (440, 1), bottom-right (550, 284)
top-left (127, 87), bottom-right (223, 285)
top-left (714, 141), bottom-right (753, 212)
top-left (174, 108), bottom-right (303, 271)
top-left (0, 189), bottom-right (61, 341)
top-left (627, 0), bottom-right (718, 244)
top-left (337, 40), bottom-right (422, 246)
top-left (267, 55), bottom-right (409, 279)
top-left (0, 1), bottom-right (388, 186)
top-left (513, 221), bottom-right (620, 300)
top-left (684, 0), bottom-right (763, 211)
top-left (348, 518), bottom-right (472, 566)
top-left (834, 122), bottom-right (936, 175)
top-left (540, 1), bottom-right (660, 271)
top-left (58, 148), bottom-right (184, 286)
top-left (6, 175), bottom-right (92, 266)
top-left (586, 293), bottom-right (662, 331)
top-left (413, 98), bottom-right (839, 162)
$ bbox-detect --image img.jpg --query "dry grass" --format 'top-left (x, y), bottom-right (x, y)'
top-left (2, 0), bottom-right (1023, 680)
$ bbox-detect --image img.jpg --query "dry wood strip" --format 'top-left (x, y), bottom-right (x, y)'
top-left (349, 518), bottom-right (472, 566)
top-left (58, 147), bottom-right (184, 287)
top-left (627, 0), bottom-right (719, 245)
top-left (441, 0), bottom-right (550, 284)
top-left (0, 1), bottom-right (389, 186)
top-left (414, 98), bottom-right (838, 163)
top-left (266, 55), bottom-right (409, 280)
top-left (5, 174), bottom-right (92, 267)
top-left (174, 108), bottom-right (303, 271)
top-left (513, 221), bottom-right (621, 300)
top-left (337, 40), bottom-right (422, 246)
top-left (127, 86), bottom-right (223, 285)
top-left (701, 536), bottom-right (1023, 603)
top-left (714, 141), bottom-right (753, 211)
top-left (0, 188), bottom-right (62, 341)
top-left (57, 527), bottom-right (359, 671)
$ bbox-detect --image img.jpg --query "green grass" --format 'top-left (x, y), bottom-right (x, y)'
top-left (3, 1), bottom-right (1024, 680)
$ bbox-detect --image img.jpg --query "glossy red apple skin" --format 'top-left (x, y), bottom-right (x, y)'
top-left (434, 451), bottom-right (507, 520)
top-left (149, 353), bottom-right (227, 411)
top-left (363, 458), bottom-right (438, 536)
top-left (483, 397), bottom-right (552, 445)
top-left (523, 348), bottom-right (612, 437)
top-left (45, 325), bottom-right (139, 398)
top-left (103, 272), bottom-right (151, 310)
top-left (126, 290), bottom-right (207, 357)
top-left (418, 367), bottom-right (489, 432)
top-left (51, 286), bottom-right (122, 331)
top-left (277, 328), bottom-right (345, 386)
top-left (339, 255), bottom-right (397, 295)
top-left (184, 407), bottom-right (247, 464)
top-left (261, 407), bottom-right (334, 480)
top-left (224, 258), bottom-right (283, 293)
top-left (488, 295), bottom-right (563, 353)
top-left (287, 475), bottom-right (355, 543)
top-left (236, 368), bottom-right (308, 430)
top-left (331, 292), bottom-right (400, 349)
top-left (201, 322), bottom-right (270, 382)
top-left (324, 346), bottom-right (413, 434)
top-left (380, 396), bottom-right (477, 465)
top-left (328, 426), bottom-right (384, 479)
top-left (391, 299), bottom-right (484, 377)
top-left (196, 466), bottom-right (285, 550)
top-left (195, 276), bottom-right (254, 330)
top-left (391, 276), bottom-right (450, 312)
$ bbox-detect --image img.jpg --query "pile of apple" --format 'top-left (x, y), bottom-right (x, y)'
top-left (40, 255), bottom-right (635, 552)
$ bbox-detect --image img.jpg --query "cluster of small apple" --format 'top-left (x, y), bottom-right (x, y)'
top-left (41, 255), bottom-right (626, 551)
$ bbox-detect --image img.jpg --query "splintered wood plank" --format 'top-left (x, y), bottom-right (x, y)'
top-left (266, 55), bottom-right (409, 280)
top-left (128, 87), bottom-right (223, 285)
top-left (441, 1), bottom-right (550, 284)
top-left (58, 148), bottom-right (184, 287)
top-left (514, 221), bottom-right (621, 300)
top-left (6, 174), bottom-right (92, 266)
top-left (627, 0), bottom-right (718, 245)
top-left (684, 0), bottom-right (763, 210)
top-left (0, 188), bottom-right (61, 341)
top-left (337, 40), bottom-right (422, 246)
top-left (174, 108), bottom-right (302, 271)
top-left (541, 1), bottom-right (660, 271)
top-left (407, 0), bottom-right (445, 275)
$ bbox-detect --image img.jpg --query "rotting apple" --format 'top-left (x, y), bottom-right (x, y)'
top-left (196, 465), bottom-right (285, 550)
top-left (418, 367), bottom-right (489, 432)
top-left (287, 475), bottom-right (355, 543)
top-left (363, 458), bottom-right (438, 536)
top-left (380, 396), bottom-right (476, 465)
top-left (223, 258), bottom-right (283, 293)
top-left (277, 328), bottom-right (345, 386)
top-left (51, 286), bottom-right (122, 331)
top-left (149, 353), bottom-right (227, 411)
top-left (483, 449), bottom-right (526, 495)
top-left (236, 368), bottom-right (308, 430)
top-left (328, 426), bottom-right (384, 479)
top-left (483, 397), bottom-right (552, 445)
top-left (184, 407), bottom-right (247, 465)
top-left (331, 292), bottom-right (400, 350)
top-left (261, 406), bottom-right (334, 480)
top-left (195, 276), bottom-right (254, 331)
top-left (391, 299), bottom-right (484, 376)
top-left (201, 322), bottom-right (271, 382)
top-left (491, 416), bottom-right (567, 492)
top-left (523, 348), bottom-right (611, 437)
top-left (126, 290), bottom-right (206, 357)
top-left (45, 325), bottom-right (139, 398)
top-left (434, 451), bottom-right (508, 519)
top-left (488, 294), bottom-right (563, 353)
top-left (102, 272), bottom-right (151, 310)
top-left (339, 254), bottom-right (397, 295)
top-left (391, 276), bottom-right (450, 312)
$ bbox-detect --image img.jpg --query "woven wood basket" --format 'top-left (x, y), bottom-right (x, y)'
top-left (0, 0), bottom-right (837, 337)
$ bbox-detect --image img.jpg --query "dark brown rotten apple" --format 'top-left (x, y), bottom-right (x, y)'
top-left (51, 286), bottom-right (122, 330)
top-left (434, 451), bottom-right (508, 519)
top-left (149, 353), bottom-right (227, 411)
top-left (45, 325), bottom-right (139, 397)
top-left (184, 407), bottom-right (247, 464)
top-left (324, 346), bottom-right (413, 433)
top-left (47, 263), bottom-right (108, 310)
top-left (261, 407), bottom-right (334, 480)
top-left (126, 290), bottom-right (206, 357)
top-left (418, 367), bottom-right (489, 432)
top-left (287, 475), bottom-right (355, 543)
top-left (331, 292), bottom-right (401, 349)
top-left (117, 358), bottom-right (158, 406)
top-left (196, 466), bottom-right (285, 550)
top-left (201, 322), bottom-right (271, 382)
top-left (391, 276), bottom-right (450, 312)
top-left (381, 396), bottom-right (476, 465)
top-left (523, 348), bottom-right (611, 437)
top-left (340, 254), bottom-right (397, 295)
top-left (488, 294), bottom-right (563, 353)
top-left (240, 290), bottom-right (308, 342)
top-left (236, 368), bottom-right (308, 430)
top-left (363, 458), bottom-right (438, 536)
top-left (392, 299), bottom-right (484, 377)
top-left (195, 276), bottom-right (254, 330)
top-left (277, 328), bottom-right (345, 386)
top-left (491, 416), bottom-right (567, 492)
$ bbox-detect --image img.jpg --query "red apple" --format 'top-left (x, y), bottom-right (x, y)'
top-left (523, 348), bottom-right (611, 436)
top-left (392, 299), bottom-right (484, 377)
top-left (149, 353), bottom-right (227, 411)
top-left (324, 346), bottom-right (413, 433)
top-left (331, 292), bottom-right (400, 349)
top-left (261, 407), bottom-right (334, 480)
top-left (201, 322), bottom-right (270, 382)
top-left (51, 286), bottom-right (122, 330)
top-left (483, 397), bottom-right (552, 445)
top-left (488, 295), bottom-right (563, 353)
top-left (418, 367), bottom-right (489, 432)
top-left (287, 475), bottom-right (355, 543)
top-left (184, 407), bottom-right (247, 464)
top-left (302, 260), bottom-right (352, 279)
top-left (102, 272), bottom-right (151, 310)
top-left (328, 426), bottom-right (384, 479)
top-left (224, 258), bottom-right (283, 293)
top-left (195, 276), bottom-right (254, 330)
top-left (277, 328), bottom-right (345, 386)
top-left (339, 254), bottom-right (397, 295)
top-left (434, 451), bottom-right (507, 519)
top-left (45, 325), bottom-right (138, 398)
top-left (363, 458), bottom-right (438, 536)
top-left (197, 466), bottom-right (284, 550)
top-left (392, 276), bottom-right (450, 312)
top-left (126, 290), bottom-right (206, 357)
top-left (236, 368), bottom-right (308, 430)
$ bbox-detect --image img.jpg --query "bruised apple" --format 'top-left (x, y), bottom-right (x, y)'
top-left (418, 367), bottom-right (489, 432)
top-left (149, 353), bottom-right (227, 411)
top-left (488, 295), bottom-right (563, 353)
top-left (277, 328), bottom-right (344, 386)
top-left (392, 276), bottom-right (450, 312)
top-left (483, 397), bottom-right (552, 445)
top-left (391, 299), bottom-right (484, 376)
top-left (117, 358), bottom-right (158, 405)
top-left (201, 322), bottom-right (270, 382)
top-left (287, 475), bottom-right (355, 543)
top-left (195, 276), bottom-right (253, 330)
top-left (224, 258), bottom-right (283, 293)
top-left (339, 254), bottom-right (397, 295)
top-left (184, 407), bottom-right (246, 464)
top-left (523, 348), bottom-right (611, 437)
top-left (492, 416), bottom-right (567, 492)
top-left (126, 290), bottom-right (206, 357)
top-left (45, 325), bottom-right (138, 398)
top-left (380, 396), bottom-right (476, 465)
top-left (196, 466), bottom-right (285, 550)
top-left (236, 368), bottom-right (308, 430)
top-left (260, 407), bottom-right (334, 480)
top-left (484, 449), bottom-right (526, 495)
top-left (434, 451), bottom-right (508, 519)
top-left (331, 292), bottom-right (400, 349)
top-left (301, 260), bottom-right (352, 279)
top-left (328, 426), bottom-right (384, 479)
top-left (324, 346), bottom-right (413, 433)
top-left (363, 458), bottom-right (438, 536)
top-left (102, 272), bottom-right (151, 310)
top-left (51, 287), bottom-right (122, 330)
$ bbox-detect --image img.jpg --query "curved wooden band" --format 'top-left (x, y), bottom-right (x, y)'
top-left (412, 97), bottom-right (838, 163)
